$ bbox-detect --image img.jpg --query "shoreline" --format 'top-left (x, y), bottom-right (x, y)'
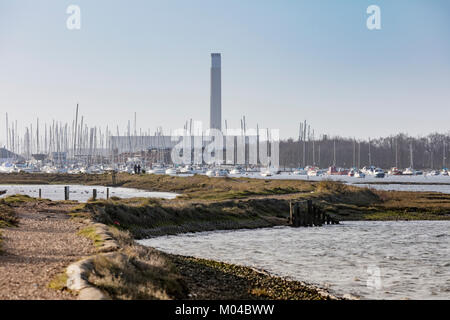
top-left (1, 173), bottom-right (449, 300)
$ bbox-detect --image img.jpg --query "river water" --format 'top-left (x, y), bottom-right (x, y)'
top-left (0, 184), bottom-right (178, 202)
top-left (139, 221), bottom-right (450, 300)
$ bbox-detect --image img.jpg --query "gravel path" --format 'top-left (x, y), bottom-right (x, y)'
top-left (0, 202), bottom-right (94, 300)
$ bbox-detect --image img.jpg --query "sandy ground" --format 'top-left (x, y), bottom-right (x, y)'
top-left (0, 202), bottom-right (94, 300)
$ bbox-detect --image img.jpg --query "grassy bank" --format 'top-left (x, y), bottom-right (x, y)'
top-left (68, 180), bottom-right (450, 239)
top-left (72, 197), bottom-right (291, 238)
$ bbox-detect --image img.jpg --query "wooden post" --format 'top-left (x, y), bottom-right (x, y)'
top-left (39, 189), bottom-right (42, 199)
top-left (64, 186), bottom-right (69, 200)
top-left (93, 189), bottom-right (97, 201)
top-left (300, 202), bottom-right (306, 227)
top-left (316, 207), bottom-right (322, 226)
top-left (106, 188), bottom-right (110, 200)
top-left (307, 200), bottom-right (313, 227)
top-left (289, 200), bottom-right (338, 228)
top-left (289, 201), bottom-right (293, 225)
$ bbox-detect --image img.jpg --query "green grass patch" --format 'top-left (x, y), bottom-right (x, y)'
top-left (1, 194), bottom-right (35, 205)
top-left (48, 272), bottom-right (69, 291)
top-left (78, 226), bottom-right (104, 247)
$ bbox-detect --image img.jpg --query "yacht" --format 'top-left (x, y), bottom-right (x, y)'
top-left (293, 168), bottom-right (307, 175)
top-left (230, 167), bottom-right (244, 175)
top-left (306, 166), bottom-right (321, 176)
top-left (402, 167), bottom-right (415, 176)
top-left (179, 165), bottom-right (193, 174)
top-left (328, 166), bottom-right (349, 176)
top-left (147, 163), bottom-right (166, 174)
top-left (373, 168), bottom-right (385, 178)
top-left (388, 167), bottom-right (402, 176)
top-left (0, 162), bottom-right (15, 173)
top-left (86, 165), bottom-right (104, 174)
top-left (362, 166), bottom-right (376, 176)
top-left (165, 167), bottom-right (178, 175)
top-left (260, 169), bottom-right (273, 177)
top-left (354, 170), bottom-right (366, 178)
top-left (215, 169), bottom-right (228, 177)
top-left (442, 169), bottom-right (449, 176)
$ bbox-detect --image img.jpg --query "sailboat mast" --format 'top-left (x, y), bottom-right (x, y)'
top-left (410, 142), bottom-right (414, 169)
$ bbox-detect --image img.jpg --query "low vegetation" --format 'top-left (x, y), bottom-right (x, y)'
top-left (78, 226), bottom-right (105, 248)
top-left (73, 197), bottom-right (290, 238)
top-left (85, 227), bottom-right (188, 300)
top-left (0, 203), bottom-right (18, 228)
top-left (48, 272), bottom-right (69, 291)
top-left (0, 199), bottom-right (19, 253)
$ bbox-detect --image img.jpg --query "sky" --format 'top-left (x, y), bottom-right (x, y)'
top-left (0, 0), bottom-right (449, 143)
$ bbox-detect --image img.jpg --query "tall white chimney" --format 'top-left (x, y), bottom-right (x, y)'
top-left (210, 53), bottom-right (222, 131)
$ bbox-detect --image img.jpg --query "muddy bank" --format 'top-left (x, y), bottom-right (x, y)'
top-left (76, 218), bottom-right (335, 300)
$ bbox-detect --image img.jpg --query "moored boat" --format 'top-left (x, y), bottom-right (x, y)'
top-left (388, 167), bottom-right (402, 176)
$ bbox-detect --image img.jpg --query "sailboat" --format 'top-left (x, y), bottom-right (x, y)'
top-left (403, 142), bottom-right (416, 175)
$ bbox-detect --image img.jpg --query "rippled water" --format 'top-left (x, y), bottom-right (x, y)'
top-left (0, 184), bottom-right (178, 202)
top-left (139, 221), bottom-right (450, 300)
top-left (354, 183), bottom-right (450, 194)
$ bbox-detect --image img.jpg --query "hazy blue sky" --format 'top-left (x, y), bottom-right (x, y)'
top-left (1, 0), bottom-right (449, 142)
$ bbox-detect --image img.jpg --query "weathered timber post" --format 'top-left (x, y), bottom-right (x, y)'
top-left (39, 188), bottom-right (42, 199)
top-left (92, 189), bottom-right (97, 201)
top-left (289, 201), bottom-right (293, 225)
top-left (289, 200), bottom-right (339, 228)
top-left (106, 188), bottom-right (110, 200)
top-left (307, 200), bottom-right (313, 226)
top-left (314, 206), bottom-right (322, 226)
top-left (64, 186), bottom-right (69, 200)
top-left (298, 202), bottom-right (305, 227)
top-left (312, 206), bottom-right (317, 226)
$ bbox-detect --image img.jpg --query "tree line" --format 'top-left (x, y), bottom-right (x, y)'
top-left (279, 133), bottom-right (449, 170)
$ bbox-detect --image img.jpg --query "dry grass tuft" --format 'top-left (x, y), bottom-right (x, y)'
top-left (87, 227), bottom-right (188, 300)
top-left (0, 203), bottom-right (18, 228)
top-left (48, 272), bottom-right (69, 291)
top-left (78, 226), bottom-right (104, 247)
